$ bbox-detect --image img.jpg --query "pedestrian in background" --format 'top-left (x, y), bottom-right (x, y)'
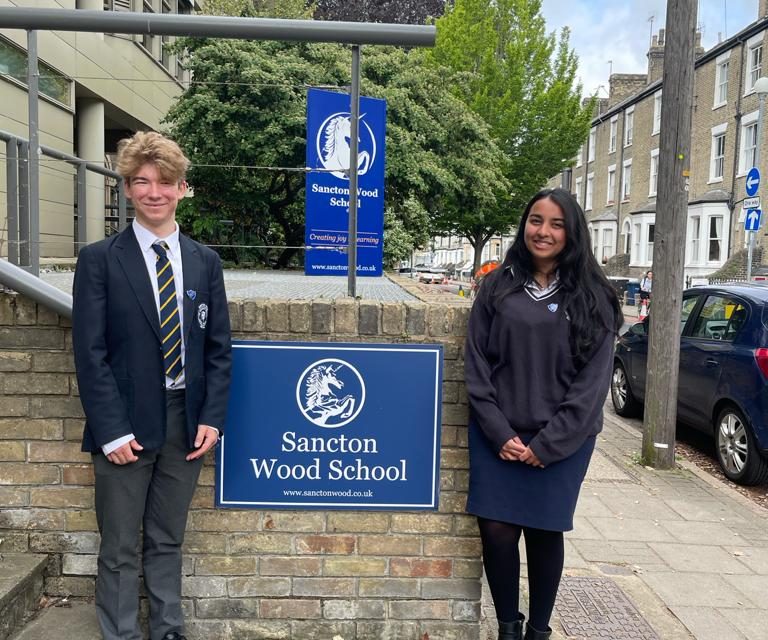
top-left (640, 270), bottom-right (653, 302)
top-left (464, 188), bottom-right (622, 640)
top-left (72, 132), bottom-right (232, 640)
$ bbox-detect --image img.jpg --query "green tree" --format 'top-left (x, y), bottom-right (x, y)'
top-left (431, 0), bottom-right (594, 269)
top-left (313, 0), bottom-right (447, 24)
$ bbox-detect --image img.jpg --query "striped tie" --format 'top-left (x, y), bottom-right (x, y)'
top-left (152, 241), bottom-right (183, 382)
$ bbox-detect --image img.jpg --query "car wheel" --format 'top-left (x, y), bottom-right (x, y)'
top-left (611, 361), bottom-right (641, 417)
top-left (714, 406), bottom-right (768, 486)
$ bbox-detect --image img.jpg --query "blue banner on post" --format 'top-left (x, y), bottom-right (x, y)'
top-left (304, 88), bottom-right (386, 277)
top-left (216, 341), bottom-right (443, 510)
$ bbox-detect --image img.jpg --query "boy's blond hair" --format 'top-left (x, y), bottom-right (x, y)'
top-left (116, 131), bottom-right (190, 183)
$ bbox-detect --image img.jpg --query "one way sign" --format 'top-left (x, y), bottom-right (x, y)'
top-left (746, 208), bottom-right (762, 232)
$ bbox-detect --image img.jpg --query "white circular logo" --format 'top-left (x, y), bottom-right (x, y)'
top-left (296, 358), bottom-right (366, 428)
top-left (316, 112), bottom-right (377, 181)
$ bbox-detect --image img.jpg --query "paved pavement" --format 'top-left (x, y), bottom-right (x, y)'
top-left (39, 269), bottom-right (419, 302)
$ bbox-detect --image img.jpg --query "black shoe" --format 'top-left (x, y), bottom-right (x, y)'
top-left (523, 623), bottom-right (552, 640)
top-left (498, 614), bottom-right (525, 640)
top-left (162, 633), bottom-right (187, 640)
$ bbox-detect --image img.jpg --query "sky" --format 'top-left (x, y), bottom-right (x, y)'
top-left (540, 0), bottom-right (759, 97)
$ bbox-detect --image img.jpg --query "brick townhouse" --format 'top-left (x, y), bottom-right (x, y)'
top-left (558, 0), bottom-right (768, 280)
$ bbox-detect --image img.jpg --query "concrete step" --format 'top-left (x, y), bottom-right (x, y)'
top-left (0, 553), bottom-right (48, 640)
top-left (9, 600), bottom-right (100, 640)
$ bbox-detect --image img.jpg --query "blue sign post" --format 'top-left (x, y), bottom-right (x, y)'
top-left (746, 208), bottom-right (762, 232)
top-left (305, 89), bottom-right (386, 277)
top-left (746, 167), bottom-right (761, 197)
top-left (216, 341), bottom-right (443, 510)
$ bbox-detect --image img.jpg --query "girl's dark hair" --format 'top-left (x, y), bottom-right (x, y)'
top-left (486, 187), bottom-right (623, 363)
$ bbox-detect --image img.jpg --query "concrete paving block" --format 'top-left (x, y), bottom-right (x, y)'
top-left (588, 516), bottom-right (671, 542)
top-left (569, 539), bottom-right (663, 567)
top-left (567, 516), bottom-right (605, 540)
top-left (724, 547), bottom-right (768, 575)
top-left (720, 607), bottom-right (768, 640)
top-left (599, 492), bottom-right (685, 521)
top-left (661, 520), bottom-right (741, 545)
top-left (641, 572), bottom-right (753, 608)
top-left (664, 498), bottom-right (749, 524)
top-left (648, 543), bottom-right (753, 575)
top-left (669, 606), bottom-right (747, 640)
top-left (574, 492), bottom-right (615, 518)
top-left (562, 539), bottom-right (588, 569)
top-left (722, 575), bottom-right (768, 609)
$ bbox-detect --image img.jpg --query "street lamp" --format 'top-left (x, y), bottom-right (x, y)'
top-left (747, 77), bottom-right (768, 280)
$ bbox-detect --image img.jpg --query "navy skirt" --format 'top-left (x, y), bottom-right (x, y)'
top-left (466, 419), bottom-right (595, 532)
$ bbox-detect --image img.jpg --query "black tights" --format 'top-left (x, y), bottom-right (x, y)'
top-left (478, 517), bottom-right (564, 631)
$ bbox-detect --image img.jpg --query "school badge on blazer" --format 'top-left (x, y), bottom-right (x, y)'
top-left (197, 303), bottom-right (209, 329)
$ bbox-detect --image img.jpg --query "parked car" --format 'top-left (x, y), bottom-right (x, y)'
top-left (419, 268), bottom-right (446, 284)
top-left (611, 283), bottom-right (768, 485)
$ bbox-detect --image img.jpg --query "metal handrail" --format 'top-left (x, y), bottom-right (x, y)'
top-left (0, 258), bottom-right (72, 318)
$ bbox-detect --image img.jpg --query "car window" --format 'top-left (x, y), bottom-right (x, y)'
top-left (680, 296), bottom-right (699, 334)
top-left (690, 296), bottom-right (746, 341)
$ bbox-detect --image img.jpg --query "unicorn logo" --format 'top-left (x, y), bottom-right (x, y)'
top-left (316, 112), bottom-right (376, 181)
top-left (296, 358), bottom-right (366, 428)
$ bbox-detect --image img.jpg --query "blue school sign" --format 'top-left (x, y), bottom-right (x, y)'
top-left (216, 341), bottom-right (442, 510)
top-left (304, 88), bottom-right (386, 277)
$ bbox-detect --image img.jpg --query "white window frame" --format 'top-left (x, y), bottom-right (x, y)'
top-left (624, 107), bottom-right (634, 147)
top-left (574, 176), bottom-right (583, 202)
top-left (622, 160), bottom-right (632, 201)
top-left (585, 172), bottom-right (594, 211)
top-left (714, 51), bottom-right (730, 108)
top-left (629, 215), bottom-right (656, 268)
top-left (601, 227), bottom-right (615, 263)
top-left (652, 90), bottom-right (662, 135)
top-left (688, 215), bottom-right (701, 264)
top-left (647, 223), bottom-right (655, 264)
top-left (576, 145), bottom-right (583, 168)
top-left (709, 123), bottom-right (727, 183)
top-left (739, 110), bottom-right (759, 175)
top-left (607, 164), bottom-right (616, 205)
top-left (588, 128), bottom-right (596, 163)
top-left (622, 218), bottom-right (631, 254)
top-left (609, 116), bottom-right (618, 153)
top-left (746, 33), bottom-right (764, 94)
top-left (649, 149), bottom-right (659, 197)
top-left (708, 216), bottom-right (724, 262)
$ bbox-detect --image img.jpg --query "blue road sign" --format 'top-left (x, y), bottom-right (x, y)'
top-left (305, 89), bottom-right (386, 277)
top-left (746, 167), bottom-right (761, 197)
top-left (216, 341), bottom-right (443, 510)
top-left (746, 208), bottom-right (762, 232)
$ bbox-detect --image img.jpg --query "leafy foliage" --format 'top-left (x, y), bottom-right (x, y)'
top-left (313, 0), bottom-right (447, 24)
top-left (430, 0), bottom-right (594, 270)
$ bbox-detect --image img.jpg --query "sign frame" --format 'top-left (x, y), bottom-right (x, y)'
top-left (216, 341), bottom-right (444, 511)
top-left (745, 208), bottom-right (762, 232)
top-left (746, 167), bottom-right (761, 197)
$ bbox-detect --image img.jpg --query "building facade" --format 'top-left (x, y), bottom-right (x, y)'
top-left (559, 1), bottom-right (768, 281)
top-left (0, 0), bottom-right (193, 258)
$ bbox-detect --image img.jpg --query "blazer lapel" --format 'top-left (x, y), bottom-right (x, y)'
top-left (115, 226), bottom-right (162, 342)
top-left (180, 234), bottom-right (201, 343)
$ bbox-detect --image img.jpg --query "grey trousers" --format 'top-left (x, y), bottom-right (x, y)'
top-left (93, 391), bottom-right (203, 640)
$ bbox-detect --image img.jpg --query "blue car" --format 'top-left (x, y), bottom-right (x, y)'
top-left (611, 283), bottom-right (768, 485)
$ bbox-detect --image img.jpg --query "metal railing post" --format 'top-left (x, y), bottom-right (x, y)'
top-left (18, 141), bottom-right (30, 267)
top-left (117, 178), bottom-right (127, 230)
top-left (347, 45), bottom-right (361, 298)
top-left (6, 137), bottom-right (19, 265)
top-left (27, 28), bottom-right (40, 276)
top-left (76, 162), bottom-right (87, 254)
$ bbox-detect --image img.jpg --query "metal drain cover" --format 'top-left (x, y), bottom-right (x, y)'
top-left (556, 576), bottom-right (660, 639)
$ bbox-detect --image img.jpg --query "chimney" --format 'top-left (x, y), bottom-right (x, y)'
top-left (608, 74), bottom-right (647, 107)
top-left (647, 28), bottom-right (665, 84)
top-left (695, 30), bottom-right (704, 58)
top-left (761, 0), bottom-right (768, 19)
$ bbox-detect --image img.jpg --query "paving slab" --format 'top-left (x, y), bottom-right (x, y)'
top-left (720, 607), bottom-right (768, 640)
top-left (647, 542), bottom-right (754, 575)
top-left (722, 574), bottom-right (768, 609)
top-left (640, 572), bottom-right (754, 608)
top-left (668, 606), bottom-right (747, 640)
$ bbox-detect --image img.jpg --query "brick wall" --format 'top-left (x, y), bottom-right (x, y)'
top-left (0, 291), bottom-right (481, 640)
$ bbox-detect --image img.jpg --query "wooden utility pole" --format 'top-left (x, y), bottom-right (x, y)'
top-left (641, 0), bottom-right (698, 468)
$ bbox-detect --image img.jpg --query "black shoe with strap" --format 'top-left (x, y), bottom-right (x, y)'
top-left (498, 614), bottom-right (525, 640)
top-left (523, 622), bottom-right (552, 640)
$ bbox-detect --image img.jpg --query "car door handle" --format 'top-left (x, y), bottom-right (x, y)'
top-left (705, 358), bottom-right (720, 368)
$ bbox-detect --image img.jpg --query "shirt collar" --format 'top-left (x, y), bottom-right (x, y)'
top-left (525, 270), bottom-right (561, 296)
top-left (132, 219), bottom-right (180, 256)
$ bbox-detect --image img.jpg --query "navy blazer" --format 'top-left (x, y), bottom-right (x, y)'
top-left (72, 225), bottom-right (232, 453)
